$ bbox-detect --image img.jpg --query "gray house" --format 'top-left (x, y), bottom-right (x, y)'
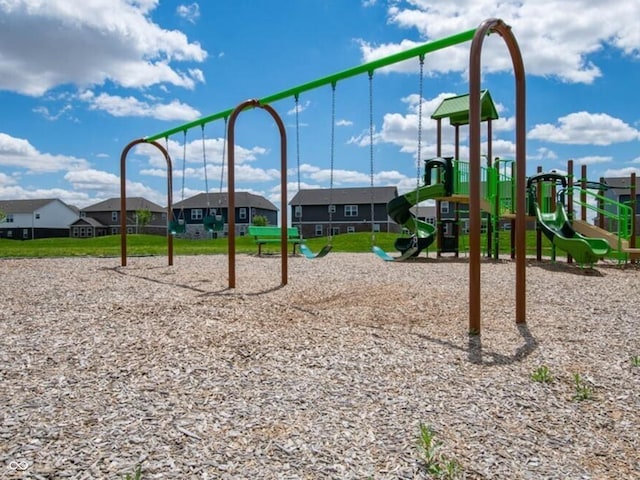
top-left (289, 186), bottom-right (401, 238)
top-left (0, 198), bottom-right (79, 240)
top-left (597, 176), bottom-right (640, 234)
top-left (172, 192), bottom-right (278, 239)
top-left (77, 197), bottom-right (167, 237)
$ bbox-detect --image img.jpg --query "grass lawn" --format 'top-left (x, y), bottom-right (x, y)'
top-left (0, 230), bottom-right (577, 259)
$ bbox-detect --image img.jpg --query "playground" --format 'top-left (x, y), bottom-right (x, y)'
top-left (1, 254), bottom-right (638, 478)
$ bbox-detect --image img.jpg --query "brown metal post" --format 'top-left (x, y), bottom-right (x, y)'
top-left (469, 18), bottom-right (527, 331)
top-left (598, 177), bottom-right (605, 230)
top-left (227, 99), bottom-right (288, 288)
top-left (120, 138), bottom-right (174, 267)
top-left (566, 159), bottom-right (573, 263)
top-left (630, 172), bottom-right (637, 258)
top-left (580, 165), bottom-right (587, 222)
top-left (486, 121), bottom-right (493, 258)
top-left (436, 119), bottom-right (442, 257)
top-left (536, 165), bottom-right (542, 261)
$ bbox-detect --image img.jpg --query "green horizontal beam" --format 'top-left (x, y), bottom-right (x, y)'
top-left (145, 27), bottom-right (477, 142)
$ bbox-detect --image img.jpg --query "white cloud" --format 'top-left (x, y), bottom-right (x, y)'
top-left (176, 3), bottom-right (200, 24)
top-left (528, 112), bottom-right (640, 145)
top-left (575, 156), bottom-right (613, 166)
top-left (368, 0), bottom-right (640, 84)
top-left (603, 166), bottom-right (640, 177)
top-left (0, 132), bottom-right (90, 173)
top-left (80, 91), bottom-right (201, 121)
top-left (0, 0), bottom-right (207, 96)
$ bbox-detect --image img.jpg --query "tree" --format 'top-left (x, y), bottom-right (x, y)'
top-left (0, 209), bottom-right (5, 223)
top-left (135, 209), bottom-right (152, 233)
top-left (252, 215), bottom-right (268, 226)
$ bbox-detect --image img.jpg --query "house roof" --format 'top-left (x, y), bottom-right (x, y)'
top-left (0, 198), bottom-right (70, 214)
top-left (289, 186), bottom-right (398, 205)
top-left (82, 197), bottom-right (165, 212)
top-left (173, 192), bottom-right (277, 211)
top-left (72, 217), bottom-right (105, 227)
top-left (602, 176), bottom-right (640, 196)
top-left (430, 90), bottom-right (499, 126)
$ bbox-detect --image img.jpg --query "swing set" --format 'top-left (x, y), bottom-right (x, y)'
top-left (167, 125), bottom-right (226, 236)
top-left (120, 17), bottom-right (527, 334)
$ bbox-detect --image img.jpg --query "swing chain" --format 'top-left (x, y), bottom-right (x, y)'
top-left (417, 55), bottom-right (425, 192)
top-left (328, 82), bottom-right (337, 241)
top-left (368, 70), bottom-right (376, 246)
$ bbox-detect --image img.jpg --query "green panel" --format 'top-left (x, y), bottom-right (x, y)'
top-left (431, 90), bottom-right (499, 126)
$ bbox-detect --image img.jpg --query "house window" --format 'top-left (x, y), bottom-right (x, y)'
top-left (35, 213), bottom-right (40, 220)
top-left (426, 217), bottom-right (436, 225)
top-left (373, 224), bottom-right (381, 232)
top-left (209, 208), bottom-right (217, 216)
top-left (328, 204), bottom-right (336, 214)
top-left (440, 201), bottom-right (449, 214)
top-left (315, 225), bottom-right (323, 236)
top-left (239, 208), bottom-right (247, 220)
top-left (127, 227), bottom-right (133, 234)
top-left (344, 205), bottom-right (358, 217)
top-left (23, 229), bottom-right (29, 239)
top-left (73, 227), bottom-right (79, 237)
top-left (7, 230), bottom-right (12, 237)
top-left (294, 206), bottom-right (302, 218)
top-left (331, 226), bottom-right (340, 235)
top-left (443, 222), bottom-right (452, 236)
top-left (111, 227), bottom-right (118, 235)
top-left (503, 222), bottom-right (512, 231)
top-left (481, 219), bottom-right (488, 234)
top-left (112, 211), bottom-right (118, 222)
top-left (80, 211), bottom-right (86, 218)
top-left (347, 226), bottom-right (355, 233)
top-left (191, 209), bottom-right (203, 220)
top-left (6, 214), bottom-right (13, 223)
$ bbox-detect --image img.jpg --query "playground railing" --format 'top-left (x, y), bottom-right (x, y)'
top-left (452, 160), bottom-right (494, 212)
top-left (568, 186), bottom-right (633, 259)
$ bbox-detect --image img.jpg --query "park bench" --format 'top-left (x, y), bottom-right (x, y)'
top-left (247, 226), bottom-right (301, 256)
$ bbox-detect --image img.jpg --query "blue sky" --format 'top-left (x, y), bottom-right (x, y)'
top-left (1, 0), bottom-right (639, 214)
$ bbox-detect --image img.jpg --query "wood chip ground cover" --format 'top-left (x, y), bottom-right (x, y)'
top-left (0, 254), bottom-right (638, 479)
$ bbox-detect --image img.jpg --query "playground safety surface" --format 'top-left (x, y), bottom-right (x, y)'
top-left (1, 254), bottom-right (638, 479)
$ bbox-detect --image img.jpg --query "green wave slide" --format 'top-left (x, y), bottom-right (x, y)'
top-left (534, 201), bottom-right (610, 266)
top-left (385, 183), bottom-right (448, 255)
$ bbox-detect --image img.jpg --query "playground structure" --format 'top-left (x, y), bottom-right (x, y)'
top-left (120, 18), bottom-right (527, 334)
top-left (389, 155), bottom-right (638, 267)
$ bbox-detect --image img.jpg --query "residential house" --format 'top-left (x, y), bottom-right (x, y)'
top-left (172, 192), bottom-right (278, 239)
top-left (597, 176), bottom-right (640, 234)
top-left (76, 197), bottom-right (167, 237)
top-left (0, 198), bottom-right (79, 240)
top-left (289, 186), bottom-right (401, 238)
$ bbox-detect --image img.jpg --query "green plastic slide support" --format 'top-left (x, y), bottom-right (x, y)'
top-left (145, 28), bottom-right (477, 142)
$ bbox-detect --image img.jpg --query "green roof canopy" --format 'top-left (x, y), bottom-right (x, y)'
top-left (430, 89), bottom-right (499, 126)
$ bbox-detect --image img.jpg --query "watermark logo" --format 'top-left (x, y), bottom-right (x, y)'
top-left (7, 460), bottom-right (30, 471)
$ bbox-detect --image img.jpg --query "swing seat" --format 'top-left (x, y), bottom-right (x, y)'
top-left (204, 215), bottom-right (224, 232)
top-left (299, 243), bottom-right (332, 259)
top-left (169, 219), bottom-right (186, 235)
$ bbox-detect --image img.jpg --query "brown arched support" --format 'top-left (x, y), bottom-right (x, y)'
top-left (120, 138), bottom-right (174, 267)
top-left (469, 18), bottom-right (527, 333)
top-left (227, 99), bottom-right (288, 288)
